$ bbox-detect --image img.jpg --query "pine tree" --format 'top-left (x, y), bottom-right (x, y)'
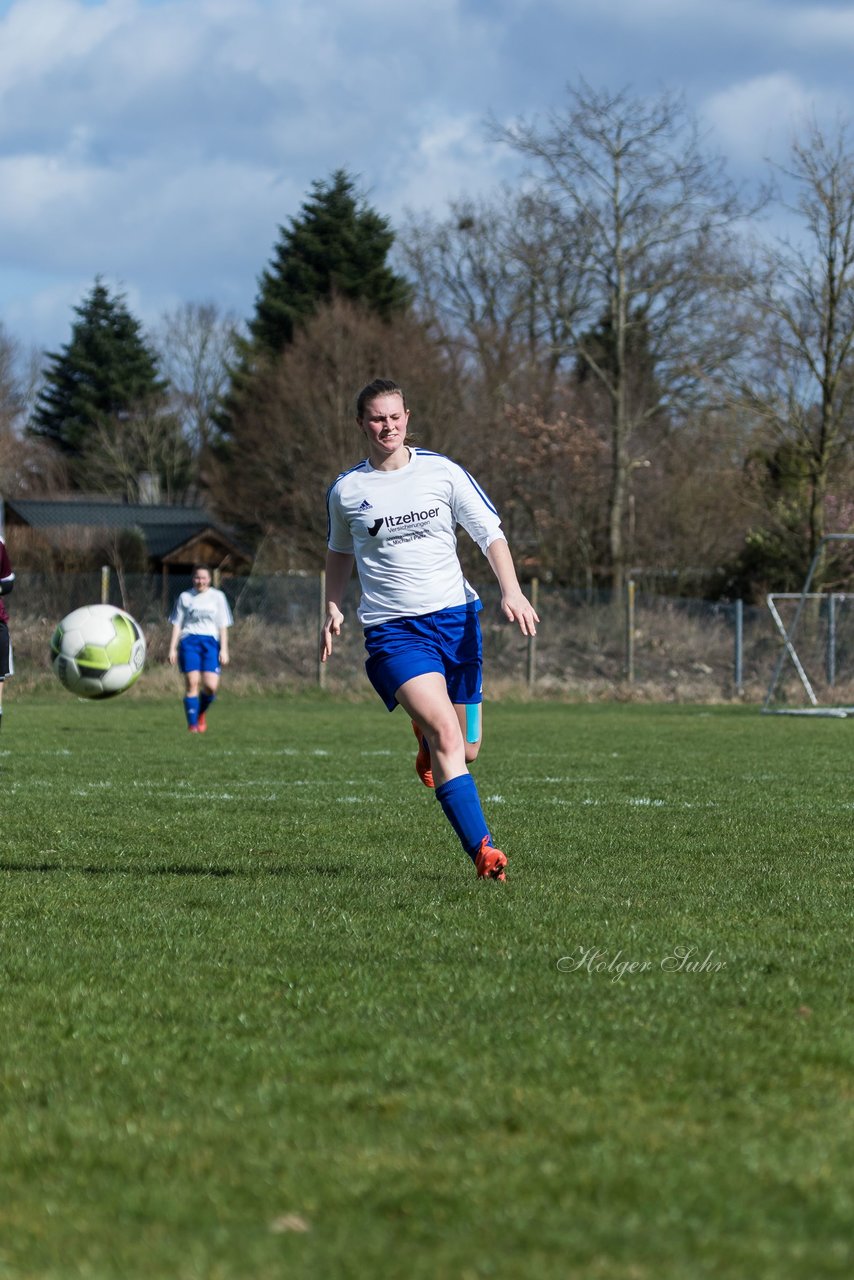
top-left (248, 169), bottom-right (411, 357)
top-left (217, 171), bottom-right (411, 456)
top-left (30, 279), bottom-right (167, 459)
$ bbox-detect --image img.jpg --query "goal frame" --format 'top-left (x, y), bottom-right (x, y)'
top-left (763, 533), bottom-right (854, 717)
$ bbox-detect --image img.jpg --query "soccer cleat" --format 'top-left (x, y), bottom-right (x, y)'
top-left (197, 711), bottom-right (207, 733)
top-left (188, 724), bottom-right (200, 733)
top-left (474, 836), bottom-right (507, 881)
top-left (411, 719), bottom-right (434, 788)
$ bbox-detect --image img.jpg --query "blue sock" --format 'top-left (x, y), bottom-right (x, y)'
top-left (184, 695), bottom-right (200, 727)
top-left (200, 691), bottom-right (216, 714)
top-left (435, 773), bottom-right (490, 860)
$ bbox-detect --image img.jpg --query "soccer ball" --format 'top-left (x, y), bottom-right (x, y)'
top-left (50, 604), bottom-right (147, 699)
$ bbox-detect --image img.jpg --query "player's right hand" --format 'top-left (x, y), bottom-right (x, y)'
top-left (320, 605), bottom-right (344, 663)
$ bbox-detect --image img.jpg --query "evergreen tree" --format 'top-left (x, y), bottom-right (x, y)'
top-left (575, 308), bottom-right (662, 417)
top-left (248, 169), bottom-right (411, 358)
top-left (218, 170), bottom-right (411, 456)
top-left (30, 279), bottom-right (167, 460)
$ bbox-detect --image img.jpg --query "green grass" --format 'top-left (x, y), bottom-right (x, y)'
top-left (1, 693), bottom-right (852, 1279)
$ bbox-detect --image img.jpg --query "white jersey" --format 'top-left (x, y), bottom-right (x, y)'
top-left (326, 447), bottom-right (506, 626)
top-left (170, 586), bottom-right (233, 638)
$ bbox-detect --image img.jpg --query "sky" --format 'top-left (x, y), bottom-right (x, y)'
top-left (2, 0), bottom-right (854, 353)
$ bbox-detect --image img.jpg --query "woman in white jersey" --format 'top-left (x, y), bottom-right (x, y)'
top-left (322, 379), bottom-right (539, 881)
top-left (0, 536), bottom-right (15, 733)
top-left (168, 565), bottom-right (233, 733)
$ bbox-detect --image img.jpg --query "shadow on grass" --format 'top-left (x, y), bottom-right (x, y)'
top-left (0, 861), bottom-right (349, 878)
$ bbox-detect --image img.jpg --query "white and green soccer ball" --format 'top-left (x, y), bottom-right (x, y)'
top-left (50, 604), bottom-right (147, 699)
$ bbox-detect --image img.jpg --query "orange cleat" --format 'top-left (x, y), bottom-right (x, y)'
top-left (197, 711), bottom-right (207, 733)
top-left (474, 837), bottom-right (507, 881)
top-left (411, 719), bottom-right (434, 788)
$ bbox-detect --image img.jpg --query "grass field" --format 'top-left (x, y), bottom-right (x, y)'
top-left (1, 692), bottom-right (852, 1279)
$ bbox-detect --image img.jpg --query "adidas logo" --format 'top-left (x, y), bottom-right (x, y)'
top-left (358, 499), bottom-right (373, 511)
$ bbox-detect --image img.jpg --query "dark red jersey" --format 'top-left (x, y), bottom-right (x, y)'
top-left (0, 539), bottom-right (13, 625)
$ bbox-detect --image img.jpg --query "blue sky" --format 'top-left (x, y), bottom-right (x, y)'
top-left (2, 0), bottom-right (854, 351)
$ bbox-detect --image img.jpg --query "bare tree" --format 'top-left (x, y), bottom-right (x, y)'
top-left (78, 405), bottom-right (194, 504)
top-left (153, 300), bottom-right (241, 489)
top-left (493, 81), bottom-right (758, 592)
top-left (211, 296), bottom-right (462, 567)
top-left (631, 406), bottom-right (754, 584)
top-left (0, 323), bottom-right (67, 497)
top-left (1, 323), bottom-right (42, 437)
top-left (741, 118), bottom-right (854, 582)
top-left (400, 188), bottom-right (591, 415)
top-left (500, 401), bottom-right (609, 587)
top-left (0, 430), bottom-right (69, 499)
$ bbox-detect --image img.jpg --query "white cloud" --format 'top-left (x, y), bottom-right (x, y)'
top-left (0, 0), bottom-right (122, 78)
top-left (0, 0), bottom-right (520, 346)
top-left (559, 0), bottom-right (854, 69)
top-left (704, 74), bottom-right (812, 165)
top-left (2, 277), bottom-right (90, 354)
top-left (785, 4), bottom-right (854, 48)
top-left (385, 113), bottom-right (512, 217)
top-left (2, 0), bottom-right (854, 349)
top-left (703, 73), bottom-right (846, 167)
top-left (0, 148), bottom-right (290, 273)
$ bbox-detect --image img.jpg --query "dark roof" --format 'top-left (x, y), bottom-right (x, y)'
top-left (4, 498), bottom-right (251, 563)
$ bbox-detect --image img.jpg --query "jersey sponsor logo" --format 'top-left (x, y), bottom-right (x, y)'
top-left (367, 507), bottom-right (440, 537)
top-left (183, 606), bottom-right (220, 625)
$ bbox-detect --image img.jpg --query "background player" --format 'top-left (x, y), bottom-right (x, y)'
top-left (168, 565), bottom-right (233, 733)
top-left (321, 378), bottom-right (538, 880)
top-left (0, 535), bottom-right (15, 732)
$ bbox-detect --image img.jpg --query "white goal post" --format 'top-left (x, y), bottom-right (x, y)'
top-left (763, 533), bottom-right (854, 717)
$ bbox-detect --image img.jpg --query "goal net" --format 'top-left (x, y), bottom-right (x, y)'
top-left (763, 534), bottom-right (854, 717)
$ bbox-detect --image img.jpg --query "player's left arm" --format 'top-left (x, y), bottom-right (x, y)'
top-left (486, 538), bottom-right (539, 636)
top-left (168, 621), bottom-right (182, 665)
top-left (217, 591), bottom-right (232, 665)
top-left (0, 544), bottom-right (13, 595)
top-left (445, 462), bottom-right (539, 636)
top-left (321, 549), bottom-right (355, 662)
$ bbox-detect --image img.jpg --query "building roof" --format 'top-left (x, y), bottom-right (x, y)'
top-left (4, 497), bottom-right (251, 566)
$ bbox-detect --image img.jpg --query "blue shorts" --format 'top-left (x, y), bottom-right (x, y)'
top-left (178, 634), bottom-right (221, 675)
top-left (364, 604), bottom-right (483, 712)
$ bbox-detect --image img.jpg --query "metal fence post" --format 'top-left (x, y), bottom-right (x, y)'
top-left (526, 576), bottom-right (539, 691)
top-left (827, 593), bottom-right (837, 687)
top-left (318, 569), bottom-right (327, 689)
top-left (734, 598), bottom-right (744, 696)
top-left (625, 578), bottom-right (636, 683)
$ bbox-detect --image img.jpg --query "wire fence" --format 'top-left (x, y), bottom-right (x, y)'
top-left (8, 567), bottom-right (798, 703)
